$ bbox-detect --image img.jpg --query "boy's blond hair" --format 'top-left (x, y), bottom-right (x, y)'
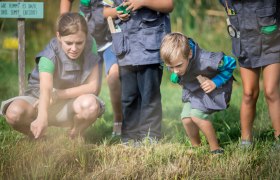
top-left (160, 32), bottom-right (190, 64)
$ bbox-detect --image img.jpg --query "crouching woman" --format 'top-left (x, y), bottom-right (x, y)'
top-left (0, 12), bottom-right (104, 139)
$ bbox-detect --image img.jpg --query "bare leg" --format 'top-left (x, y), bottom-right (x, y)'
top-left (240, 67), bottom-right (261, 141)
top-left (106, 64), bottom-right (123, 134)
top-left (191, 117), bottom-right (220, 151)
top-left (263, 63), bottom-right (280, 138)
top-left (69, 94), bottom-right (100, 138)
top-left (5, 99), bottom-right (37, 137)
top-left (182, 117), bottom-right (201, 147)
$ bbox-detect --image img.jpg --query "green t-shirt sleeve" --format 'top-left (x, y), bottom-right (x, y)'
top-left (38, 56), bottom-right (55, 74)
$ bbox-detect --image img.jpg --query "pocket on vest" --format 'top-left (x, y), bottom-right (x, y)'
top-left (203, 91), bottom-right (228, 110)
top-left (256, 7), bottom-right (280, 54)
top-left (203, 79), bottom-right (233, 111)
top-left (139, 25), bottom-right (164, 50)
top-left (262, 29), bottom-right (280, 54)
top-left (111, 32), bottom-right (128, 57)
top-left (256, 7), bottom-right (277, 28)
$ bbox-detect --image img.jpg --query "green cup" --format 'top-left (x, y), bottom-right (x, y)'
top-left (116, 4), bottom-right (130, 14)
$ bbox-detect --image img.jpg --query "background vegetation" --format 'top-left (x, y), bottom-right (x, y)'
top-left (0, 0), bottom-right (278, 179)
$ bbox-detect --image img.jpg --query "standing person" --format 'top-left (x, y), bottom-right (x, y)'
top-left (220, 0), bottom-right (280, 147)
top-left (0, 13), bottom-right (104, 139)
top-left (104, 0), bottom-right (173, 144)
top-left (60, 0), bottom-right (123, 136)
top-left (160, 32), bottom-right (236, 154)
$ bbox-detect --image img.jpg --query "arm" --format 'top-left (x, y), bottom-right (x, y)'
top-left (103, 6), bottom-right (118, 18)
top-left (200, 55), bottom-right (236, 93)
top-left (56, 63), bottom-right (100, 99)
top-left (30, 72), bottom-right (53, 139)
top-left (60, 0), bottom-right (74, 14)
top-left (212, 55), bottom-right (236, 87)
top-left (125, 0), bottom-right (174, 13)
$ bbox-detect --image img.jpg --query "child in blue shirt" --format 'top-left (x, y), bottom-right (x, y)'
top-left (160, 32), bottom-right (236, 154)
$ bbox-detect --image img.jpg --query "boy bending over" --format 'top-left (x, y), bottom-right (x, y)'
top-left (160, 32), bottom-right (236, 154)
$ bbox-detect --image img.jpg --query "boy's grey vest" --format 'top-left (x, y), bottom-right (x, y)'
top-left (80, 0), bottom-right (111, 47)
top-left (220, 0), bottom-right (280, 68)
top-left (180, 43), bottom-right (233, 113)
top-left (25, 37), bottom-right (100, 98)
top-left (111, 0), bottom-right (171, 66)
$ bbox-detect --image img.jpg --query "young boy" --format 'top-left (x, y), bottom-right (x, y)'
top-left (160, 32), bottom-right (236, 154)
top-left (104, 0), bottom-right (173, 144)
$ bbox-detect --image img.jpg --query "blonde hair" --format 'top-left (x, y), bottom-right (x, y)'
top-left (56, 12), bottom-right (88, 36)
top-left (160, 32), bottom-right (190, 64)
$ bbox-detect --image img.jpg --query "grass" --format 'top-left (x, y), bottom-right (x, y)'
top-left (0, 128), bottom-right (279, 179)
top-left (1, 44), bottom-right (278, 180)
top-left (0, 67), bottom-right (279, 179)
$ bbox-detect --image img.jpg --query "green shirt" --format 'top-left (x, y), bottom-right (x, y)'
top-left (38, 38), bottom-right (98, 74)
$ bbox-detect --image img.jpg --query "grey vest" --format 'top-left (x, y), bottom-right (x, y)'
top-left (80, 0), bottom-right (111, 46)
top-left (221, 0), bottom-right (280, 68)
top-left (180, 42), bottom-right (233, 113)
top-left (25, 36), bottom-right (100, 98)
top-left (111, 0), bottom-right (171, 66)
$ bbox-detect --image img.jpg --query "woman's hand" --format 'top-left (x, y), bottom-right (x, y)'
top-left (30, 117), bottom-right (48, 139)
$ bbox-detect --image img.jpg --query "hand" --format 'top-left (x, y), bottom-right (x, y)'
top-left (116, 8), bottom-right (130, 21)
top-left (200, 78), bottom-right (216, 94)
top-left (124, 0), bottom-right (144, 11)
top-left (30, 118), bottom-right (48, 139)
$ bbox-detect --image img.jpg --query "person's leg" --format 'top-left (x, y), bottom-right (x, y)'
top-left (240, 67), bottom-right (261, 142)
top-left (191, 116), bottom-right (220, 151)
top-left (68, 94), bottom-right (102, 138)
top-left (119, 66), bottom-right (140, 140)
top-left (182, 118), bottom-right (201, 147)
top-left (103, 47), bottom-right (122, 135)
top-left (137, 64), bottom-right (162, 140)
top-left (5, 98), bottom-right (37, 137)
top-left (263, 63), bottom-right (280, 138)
top-left (181, 102), bottom-right (201, 146)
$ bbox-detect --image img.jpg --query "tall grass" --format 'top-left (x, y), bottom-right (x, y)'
top-left (1, 74), bottom-right (278, 179)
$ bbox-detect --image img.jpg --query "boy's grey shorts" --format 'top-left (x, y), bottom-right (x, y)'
top-left (0, 95), bottom-right (105, 126)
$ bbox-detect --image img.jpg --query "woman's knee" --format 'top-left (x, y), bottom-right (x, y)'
top-left (264, 87), bottom-right (280, 102)
top-left (243, 89), bottom-right (259, 104)
top-left (73, 94), bottom-right (100, 120)
top-left (5, 104), bottom-right (26, 126)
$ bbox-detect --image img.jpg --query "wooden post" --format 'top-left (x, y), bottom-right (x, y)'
top-left (18, 0), bottom-right (25, 95)
top-left (1, 1), bottom-right (43, 95)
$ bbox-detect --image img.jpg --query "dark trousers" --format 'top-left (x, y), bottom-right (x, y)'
top-left (120, 64), bottom-right (163, 140)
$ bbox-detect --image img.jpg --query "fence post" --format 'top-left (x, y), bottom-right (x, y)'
top-left (17, 0), bottom-right (25, 95)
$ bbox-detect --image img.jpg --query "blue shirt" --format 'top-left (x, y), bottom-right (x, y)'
top-left (189, 39), bottom-right (236, 88)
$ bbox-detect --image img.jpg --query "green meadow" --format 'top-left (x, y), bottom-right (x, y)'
top-left (0, 0), bottom-right (279, 179)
